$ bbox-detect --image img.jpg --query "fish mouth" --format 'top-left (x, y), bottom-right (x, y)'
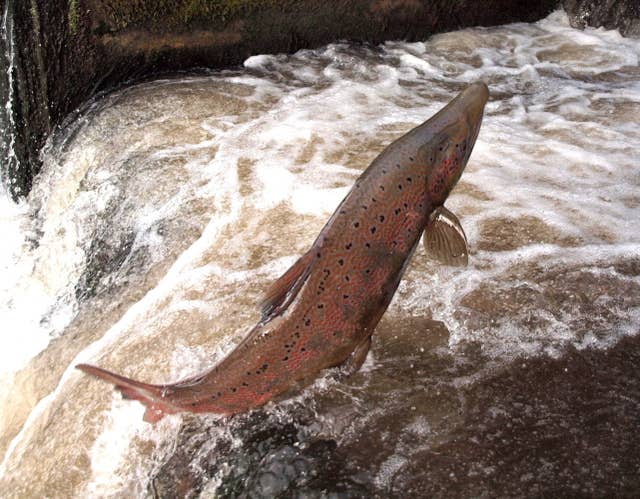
top-left (430, 81), bottom-right (489, 143)
top-left (423, 81), bottom-right (489, 204)
top-left (456, 81), bottom-right (490, 127)
top-left (451, 81), bottom-right (489, 163)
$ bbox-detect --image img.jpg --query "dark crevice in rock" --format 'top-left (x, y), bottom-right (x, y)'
top-left (563, 0), bottom-right (640, 38)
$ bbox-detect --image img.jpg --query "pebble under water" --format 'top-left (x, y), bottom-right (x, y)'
top-left (1, 10), bottom-right (639, 497)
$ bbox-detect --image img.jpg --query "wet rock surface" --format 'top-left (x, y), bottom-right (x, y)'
top-left (563, 0), bottom-right (640, 37)
top-left (2, 0), bottom-right (559, 200)
top-left (396, 334), bottom-right (640, 497)
top-left (149, 315), bottom-right (640, 498)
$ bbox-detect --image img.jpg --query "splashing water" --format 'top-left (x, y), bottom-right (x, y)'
top-left (0, 10), bottom-right (639, 497)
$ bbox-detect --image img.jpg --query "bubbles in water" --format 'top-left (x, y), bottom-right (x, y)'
top-left (1, 9), bottom-right (639, 497)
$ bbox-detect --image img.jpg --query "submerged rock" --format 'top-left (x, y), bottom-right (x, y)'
top-left (1, 0), bottom-right (559, 200)
top-left (563, 0), bottom-right (640, 37)
top-left (148, 317), bottom-right (640, 497)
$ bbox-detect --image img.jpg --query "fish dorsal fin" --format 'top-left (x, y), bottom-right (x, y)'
top-left (423, 206), bottom-right (469, 266)
top-left (260, 250), bottom-right (315, 319)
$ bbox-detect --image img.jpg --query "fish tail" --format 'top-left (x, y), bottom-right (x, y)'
top-left (76, 363), bottom-right (178, 423)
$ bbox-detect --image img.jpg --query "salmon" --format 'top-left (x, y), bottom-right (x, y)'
top-left (77, 81), bottom-right (489, 422)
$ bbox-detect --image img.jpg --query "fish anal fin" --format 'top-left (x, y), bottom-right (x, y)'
top-left (423, 206), bottom-right (469, 266)
top-left (260, 250), bottom-right (315, 318)
top-left (340, 336), bottom-right (372, 377)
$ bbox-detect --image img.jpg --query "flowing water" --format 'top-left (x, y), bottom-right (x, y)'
top-left (1, 10), bottom-right (639, 497)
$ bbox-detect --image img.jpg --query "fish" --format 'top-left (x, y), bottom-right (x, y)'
top-left (77, 81), bottom-right (489, 423)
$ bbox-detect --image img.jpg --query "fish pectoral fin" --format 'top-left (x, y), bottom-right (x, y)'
top-left (423, 206), bottom-right (469, 266)
top-left (259, 249), bottom-right (315, 319)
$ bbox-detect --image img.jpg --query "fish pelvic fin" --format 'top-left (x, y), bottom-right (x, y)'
top-left (76, 363), bottom-right (179, 423)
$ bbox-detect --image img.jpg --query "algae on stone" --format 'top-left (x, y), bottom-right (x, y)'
top-left (94, 0), bottom-right (281, 32)
top-left (69, 0), bottom-right (80, 35)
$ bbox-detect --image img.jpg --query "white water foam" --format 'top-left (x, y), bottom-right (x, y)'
top-left (1, 9), bottom-right (640, 495)
top-left (0, 193), bottom-right (55, 376)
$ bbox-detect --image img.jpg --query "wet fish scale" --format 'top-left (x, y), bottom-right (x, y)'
top-left (76, 81), bottom-right (489, 422)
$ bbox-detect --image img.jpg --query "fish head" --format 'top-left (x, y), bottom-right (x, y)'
top-left (424, 81), bottom-right (489, 206)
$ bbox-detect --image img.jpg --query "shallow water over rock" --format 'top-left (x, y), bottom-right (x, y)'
top-left (1, 11), bottom-right (639, 497)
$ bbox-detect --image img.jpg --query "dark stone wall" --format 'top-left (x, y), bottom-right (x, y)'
top-left (563, 0), bottom-right (640, 37)
top-left (3, 0), bottom-right (560, 200)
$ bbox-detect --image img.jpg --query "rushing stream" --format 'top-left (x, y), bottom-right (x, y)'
top-left (1, 10), bottom-right (639, 497)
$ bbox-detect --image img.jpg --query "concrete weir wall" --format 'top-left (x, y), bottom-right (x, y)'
top-left (1, 0), bottom-right (565, 199)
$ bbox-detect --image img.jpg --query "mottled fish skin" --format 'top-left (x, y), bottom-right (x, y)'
top-left (77, 82), bottom-right (489, 422)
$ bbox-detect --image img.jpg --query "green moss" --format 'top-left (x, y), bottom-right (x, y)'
top-left (98, 0), bottom-right (283, 32)
top-left (69, 0), bottom-right (80, 35)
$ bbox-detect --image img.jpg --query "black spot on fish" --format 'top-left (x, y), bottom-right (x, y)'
top-left (406, 177), bottom-right (412, 182)
top-left (338, 258), bottom-right (344, 266)
top-left (283, 356), bottom-right (289, 361)
top-left (379, 185), bottom-right (385, 191)
top-left (345, 275), bottom-right (350, 281)
top-left (354, 222), bottom-right (360, 228)
top-left (365, 269), bottom-right (370, 274)
top-left (371, 197), bottom-right (377, 203)
top-left (365, 242), bottom-right (371, 248)
top-left (343, 294), bottom-right (349, 299)
top-left (231, 387), bottom-right (237, 393)
top-left (317, 252), bottom-right (321, 258)
top-left (379, 215), bottom-right (385, 222)
top-left (317, 303), bottom-right (324, 309)
top-left (395, 208), bottom-right (401, 215)
top-left (346, 243), bottom-right (352, 250)
top-left (398, 184), bottom-right (403, 190)
top-left (370, 226), bottom-right (377, 234)
top-left (305, 318), bottom-right (311, 326)
top-left (339, 210), bottom-right (346, 215)
top-left (301, 347), bottom-right (306, 352)
top-left (403, 203), bottom-right (408, 208)
top-left (409, 157), bottom-right (414, 161)
top-left (382, 169), bottom-right (387, 174)
top-left (262, 364), bottom-right (268, 370)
